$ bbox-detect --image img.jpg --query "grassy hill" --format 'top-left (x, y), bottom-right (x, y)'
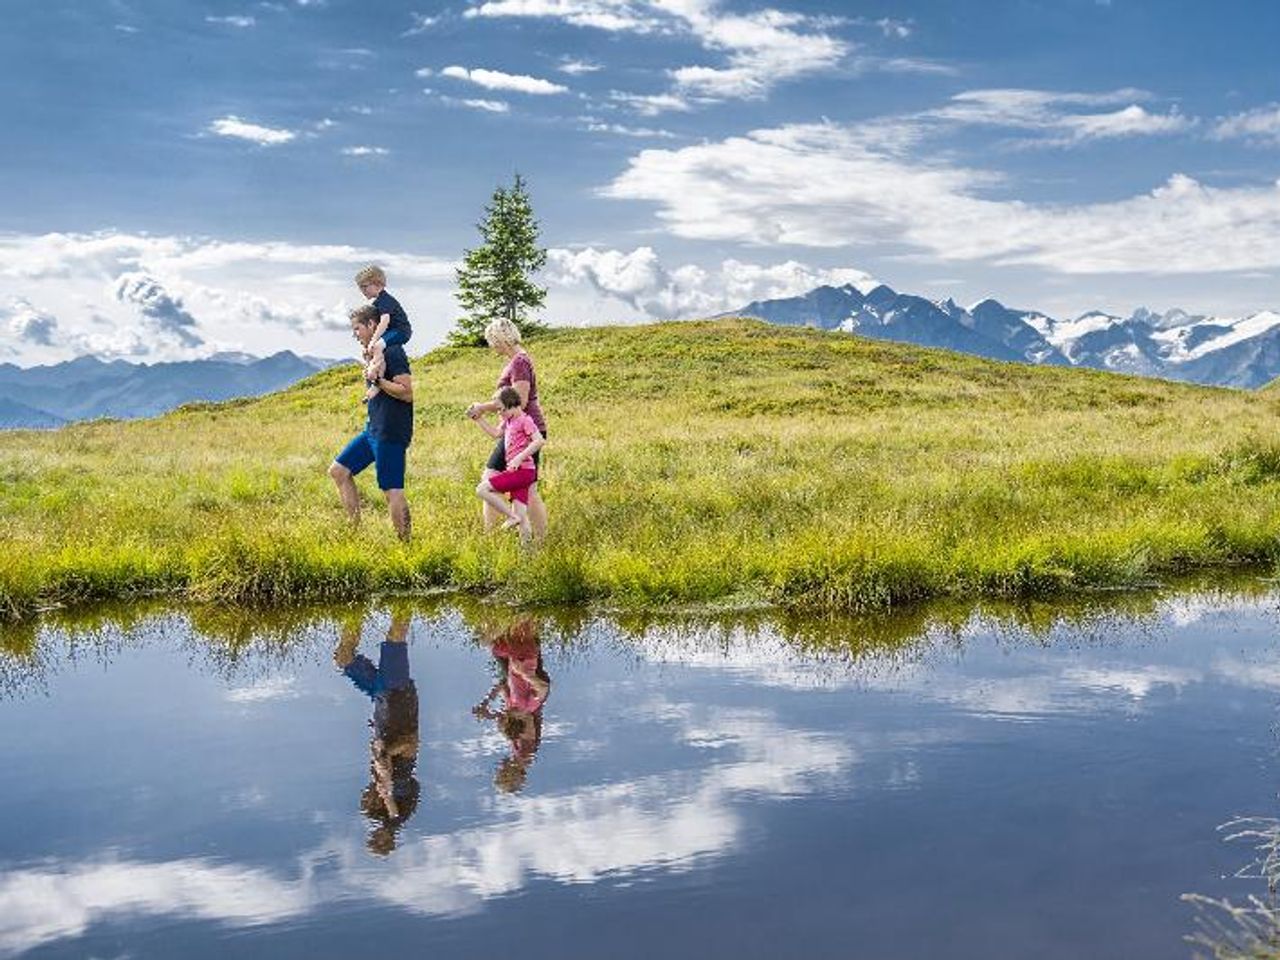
top-left (3, 318), bottom-right (1280, 620)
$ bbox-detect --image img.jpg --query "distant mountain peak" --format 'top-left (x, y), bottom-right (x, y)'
top-left (724, 281), bottom-right (1280, 388)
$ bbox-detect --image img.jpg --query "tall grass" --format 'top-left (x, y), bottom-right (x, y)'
top-left (4, 318), bottom-right (1280, 619)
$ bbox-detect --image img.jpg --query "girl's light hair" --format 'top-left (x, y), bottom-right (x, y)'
top-left (355, 264), bottom-right (386, 286)
top-left (484, 317), bottom-right (522, 350)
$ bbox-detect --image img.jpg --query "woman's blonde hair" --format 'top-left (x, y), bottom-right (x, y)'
top-left (484, 317), bottom-right (522, 350)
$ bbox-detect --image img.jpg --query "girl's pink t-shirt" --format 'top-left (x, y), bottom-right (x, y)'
top-left (503, 412), bottom-right (539, 465)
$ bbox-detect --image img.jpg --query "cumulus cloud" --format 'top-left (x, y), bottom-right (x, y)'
top-left (546, 246), bottom-right (878, 317)
top-left (0, 231), bottom-right (459, 363)
top-left (207, 115), bottom-right (297, 146)
top-left (113, 273), bottom-right (204, 346)
top-left (439, 65), bottom-right (569, 94)
top-left (603, 119), bottom-right (1280, 274)
top-left (4, 298), bottom-right (59, 345)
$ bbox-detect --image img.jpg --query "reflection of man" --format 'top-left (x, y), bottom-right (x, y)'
top-left (328, 306), bottom-right (414, 541)
top-left (334, 613), bottom-right (420, 856)
top-left (472, 615), bottom-right (550, 794)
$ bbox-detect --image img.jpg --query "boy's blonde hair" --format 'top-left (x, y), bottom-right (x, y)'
top-left (484, 317), bottom-right (522, 350)
top-left (355, 264), bottom-right (387, 287)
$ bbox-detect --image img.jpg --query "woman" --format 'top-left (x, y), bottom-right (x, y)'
top-left (465, 317), bottom-right (549, 538)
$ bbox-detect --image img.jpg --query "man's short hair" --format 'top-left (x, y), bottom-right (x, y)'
top-left (498, 386), bottom-right (522, 409)
top-left (349, 304), bottom-right (378, 325)
top-left (355, 264), bottom-right (387, 287)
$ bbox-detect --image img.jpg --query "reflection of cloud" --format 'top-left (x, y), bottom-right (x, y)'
top-left (225, 675), bottom-right (299, 703)
top-left (0, 703), bottom-right (848, 954)
top-left (0, 858), bottom-right (312, 957)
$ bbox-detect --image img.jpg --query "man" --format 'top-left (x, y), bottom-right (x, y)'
top-left (329, 305), bottom-right (414, 540)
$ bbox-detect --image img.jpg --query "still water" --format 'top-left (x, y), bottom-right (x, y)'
top-left (2, 588), bottom-right (1280, 958)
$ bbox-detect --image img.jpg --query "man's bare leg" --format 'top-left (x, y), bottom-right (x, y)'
top-left (386, 489), bottom-right (411, 542)
top-left (329, 462), bottom-right (361, 523)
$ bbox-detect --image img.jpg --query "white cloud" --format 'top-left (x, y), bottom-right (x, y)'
top-left (402, 11), bottom-right (440, 35)
top-left (875, 17), bottom-right (911, 38)
top-left (205, 14), bottom-right (256, 27)
top-left (1212, 104), bottom-right (1280, 145)
top-left (465, 0), bottom-right (667, 33)
top-left (582, 119), bottom-right (676, 138)
top-left (207, 115), bottom-right (297, 146)
top-left (439, 65), bottom-right (569, 95)
top-left (546, 246), bottom-right (877, 317)
top-left (927, 88), bottom-right (1195, 145)
top-left (608, 90), bottom-right (692, 115)
top-left (341, 145), bottom-right (390, 157)
top-left (603, 117), bottom-right (1280, 275)
top-left (558, 57), bottom-right (603, 74)
top-left (465, 0), bottom-right (849, 108)
top-left (4, 298), bottom-right (59, 345)
top-left (0, 231), bottom-right (457, 364)
top-left (442, 96), bottom-right (511, 113)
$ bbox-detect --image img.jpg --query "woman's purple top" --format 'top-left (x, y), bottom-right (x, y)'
top-left (498, 350), bottom-right (546, 434)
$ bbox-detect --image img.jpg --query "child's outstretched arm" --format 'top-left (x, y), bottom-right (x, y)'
top-left (470, 413), bottom-right (502, 439)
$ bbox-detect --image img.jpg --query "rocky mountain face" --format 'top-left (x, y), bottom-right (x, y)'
top-left (0, 352), bottom-right (339, 429)
top-left (728, 283), bottom-right (1280, 388)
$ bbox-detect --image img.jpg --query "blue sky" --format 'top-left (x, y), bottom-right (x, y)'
top-left (3, 0), bottom-right (1280, 363)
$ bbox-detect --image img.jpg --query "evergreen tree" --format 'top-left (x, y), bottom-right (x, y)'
top-left (450, 174), bottom-right (548, 346)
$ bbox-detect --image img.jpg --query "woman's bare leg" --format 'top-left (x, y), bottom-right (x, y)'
top-left (527, 485), bottom-right (548, 540)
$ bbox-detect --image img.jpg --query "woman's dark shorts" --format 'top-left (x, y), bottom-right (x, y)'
top-left (485, 430), bottom-right (544, 473)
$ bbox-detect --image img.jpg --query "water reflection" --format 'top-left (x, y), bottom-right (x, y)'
top-left (473, 615), bottom-right (550, 794)
top-left (2, 583), bottom-right (1280, 958)
top-left (334, 612), bottom-right (420, 855)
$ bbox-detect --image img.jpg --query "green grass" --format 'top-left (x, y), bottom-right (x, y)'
top-left (4, 318), bottom-right (1280, 619)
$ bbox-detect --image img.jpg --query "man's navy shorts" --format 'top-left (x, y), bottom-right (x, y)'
top-left (336, 430), bottom-right (407, 491)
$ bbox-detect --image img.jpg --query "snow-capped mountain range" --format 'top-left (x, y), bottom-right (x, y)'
top-left (727, 281), bottom-right (1280, 389)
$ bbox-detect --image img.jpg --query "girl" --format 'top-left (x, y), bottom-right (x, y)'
top-left (471, 386), bottom-right (544, 542)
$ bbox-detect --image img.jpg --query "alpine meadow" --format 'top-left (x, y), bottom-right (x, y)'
top-left (4, 318), bottom-right (1280, 621)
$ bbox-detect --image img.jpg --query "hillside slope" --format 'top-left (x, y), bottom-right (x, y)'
top-left (3, 319), bottom-right (1280, 618)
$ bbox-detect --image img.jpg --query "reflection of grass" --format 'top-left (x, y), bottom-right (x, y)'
top-left (5, 319), bottom-right (1280, 618)
top-left (1185, 818), bottom-right (1280, 959)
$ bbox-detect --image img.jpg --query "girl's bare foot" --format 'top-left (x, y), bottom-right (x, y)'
top-left (500, 515), bottom-right (521, 531)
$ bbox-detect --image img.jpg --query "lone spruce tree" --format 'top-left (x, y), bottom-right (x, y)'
top-left (450, 173), bottom-right (548, 346)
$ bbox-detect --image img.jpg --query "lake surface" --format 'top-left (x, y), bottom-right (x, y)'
top-left (2, 588), bottom-right (1280, 959)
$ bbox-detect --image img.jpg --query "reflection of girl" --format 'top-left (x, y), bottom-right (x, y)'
top-left (334, 614), bottom-right (420, 856)
top-left (473, 617), bottom-right (550, 793)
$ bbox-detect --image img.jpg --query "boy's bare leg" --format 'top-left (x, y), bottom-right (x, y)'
top-left (364, 347), bottom-right (386, 402)
top-left (385, 489), bottom-right (411, 541)
top-left (328, 462), bottom-right (361, 523)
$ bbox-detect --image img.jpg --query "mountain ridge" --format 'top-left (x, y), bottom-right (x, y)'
top-left (726, 282), bottom-right (1280, 388)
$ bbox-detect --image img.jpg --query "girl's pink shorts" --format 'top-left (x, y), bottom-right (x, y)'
top-left (487, 466), bottom-right (537, 505)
